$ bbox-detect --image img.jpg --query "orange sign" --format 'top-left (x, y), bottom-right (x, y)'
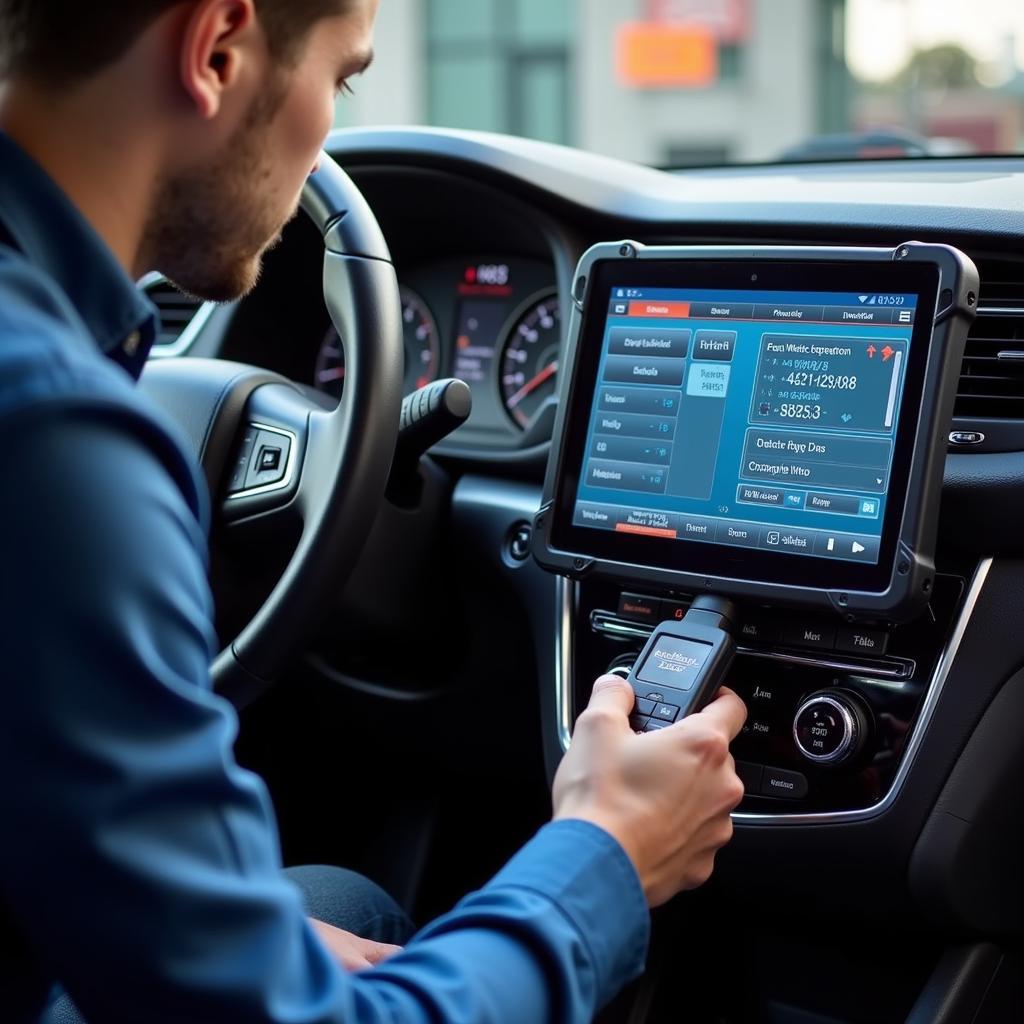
top-left (616, 23), bottom-right (718, 88)
top-left (628, 300), bottom-right (691, 318)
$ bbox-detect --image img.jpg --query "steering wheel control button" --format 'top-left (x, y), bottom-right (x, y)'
top-left (617, 592), bottom-right (661, 624)
top-left (257, 445), bottom-right (282, 472)
top-left (780, 621), bottom-right (837, 651)
top-left (634, 635), bottom-right (712, 692)
top-left (793, 693), bottom-right (861, 764)
top-left (835, 626), bottom-right (889, 656)
top-left (228, 427), bottom-right (259, 493)
top-left (652, 702), bottom-right (680, 722)
top-left (243, 430), bottom-right (292, 490)
top-left (734, 761), bottom-right (764, 794)
top-left (760, 766), bottom-right (808, 799)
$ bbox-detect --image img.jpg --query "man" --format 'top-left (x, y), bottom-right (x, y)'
top-left (0, 1), bottom-right (747, 1021)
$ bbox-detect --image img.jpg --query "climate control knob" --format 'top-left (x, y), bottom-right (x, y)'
top-left (792, 691), bottom-right (868, 765)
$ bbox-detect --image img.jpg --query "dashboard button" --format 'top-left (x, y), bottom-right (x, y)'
top-left (835, 626), bottom-right (889, 656)
top-left (795, 701), bottom-right (847, 758)
top-left (739, 617), bottom-right (777, 645)
top-left (761, 767), bottom-right (808, 799)
top-left (742, 718), bottom-right (774, 740)
top-left (734, 761), bottom-right (764, 794)
top-left (792, 693), bottom-right (867, 765)
top-left (617, 592), bottom-right (661, 624)
top-left (780, 622), bottom-right (837, 650)
top-left (748, 681), bottom-right (778, 708)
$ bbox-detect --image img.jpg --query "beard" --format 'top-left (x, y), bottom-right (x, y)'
top-left (140, 79), bottom-right (299, 302)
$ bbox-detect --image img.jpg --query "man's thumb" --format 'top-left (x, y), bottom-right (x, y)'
top-left (586, 674), bottom-right (636, 716)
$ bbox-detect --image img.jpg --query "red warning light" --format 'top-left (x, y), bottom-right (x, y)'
top-left (464, 266), bottom-right (477, 283)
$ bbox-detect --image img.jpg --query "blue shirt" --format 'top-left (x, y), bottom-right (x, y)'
top-left (0, 132), bottom-right (649, 1022)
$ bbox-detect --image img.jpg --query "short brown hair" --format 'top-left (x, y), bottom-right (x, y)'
top-left (0, 0), bottom-right (346, 84)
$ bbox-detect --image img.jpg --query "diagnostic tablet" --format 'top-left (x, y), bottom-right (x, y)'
top-left (533, 241), bottom-right (977, 619)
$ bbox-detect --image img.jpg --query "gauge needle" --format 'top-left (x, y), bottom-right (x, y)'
top-left (317, 367), bottom-right (346, 383)
top-left (507, 360), bottom-right (558, 408)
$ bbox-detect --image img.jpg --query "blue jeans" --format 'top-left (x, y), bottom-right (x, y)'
top-left (44, 865), bottom-right (414, 1023)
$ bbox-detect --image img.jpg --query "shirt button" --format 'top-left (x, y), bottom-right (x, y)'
top-left (123, 329), bottom-right (141, 356)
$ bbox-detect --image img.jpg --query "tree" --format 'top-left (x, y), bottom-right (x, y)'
top-left (896, 44), bottom-right (981, 90)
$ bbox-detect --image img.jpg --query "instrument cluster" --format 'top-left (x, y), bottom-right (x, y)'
top-left (312, 256), bottom-right (560, 446)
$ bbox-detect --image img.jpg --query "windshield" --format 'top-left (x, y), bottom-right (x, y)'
top-left (334, 0), bottom-right (1023, 166)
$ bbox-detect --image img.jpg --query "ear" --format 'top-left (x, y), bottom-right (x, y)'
top-left (179, 0), bottom-right (259, 120)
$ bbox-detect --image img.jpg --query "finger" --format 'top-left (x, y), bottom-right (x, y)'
top-left (585, 674), bottom-right (636, 716)
top-left (696, 686), bottom-right (747, 740)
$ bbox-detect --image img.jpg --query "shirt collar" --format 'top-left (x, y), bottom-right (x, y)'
top-left (0, 132), bottom-right (157, 379)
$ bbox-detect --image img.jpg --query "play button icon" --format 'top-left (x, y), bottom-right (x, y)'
top-left (814, 533), bottom-right (879, 560)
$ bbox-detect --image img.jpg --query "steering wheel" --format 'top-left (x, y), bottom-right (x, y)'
top-left (141, 152), bottom-right (404, 707)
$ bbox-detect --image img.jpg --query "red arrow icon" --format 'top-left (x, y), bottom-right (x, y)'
top-left (881, 345), bottom-right (894, 362)
top-left (866, 344), bottom-right (877, 358)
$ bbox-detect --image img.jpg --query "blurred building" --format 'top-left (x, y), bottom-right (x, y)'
top-left (338, 0), bottom-right (850, 166)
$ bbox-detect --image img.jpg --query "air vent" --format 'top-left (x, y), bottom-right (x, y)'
top-left (954, 257), bottom-right (1024, 420)
top-left (140, 273), bottom-right (211, 353)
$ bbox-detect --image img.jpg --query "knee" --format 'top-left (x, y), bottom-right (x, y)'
top-left (284, 864), bottom-right (414, 945)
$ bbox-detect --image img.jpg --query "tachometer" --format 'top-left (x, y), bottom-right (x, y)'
top-left (500, 290), bottom-right (561, 430)
top-left (314, 286), bottom-right (440, 399)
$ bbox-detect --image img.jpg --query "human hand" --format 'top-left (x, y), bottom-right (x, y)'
top-left (552, 674), bottom-right (747, 907)
top-left (310, 918), bottom-right (402, 971)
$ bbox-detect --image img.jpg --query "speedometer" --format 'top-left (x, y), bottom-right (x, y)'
top-left (499, 291), bottom-right (561, 430)
top-left (314, 286), bottom-right (440, 399)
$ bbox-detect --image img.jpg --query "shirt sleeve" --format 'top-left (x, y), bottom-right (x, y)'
top-left (0, 401), bottom-right (649, 1024)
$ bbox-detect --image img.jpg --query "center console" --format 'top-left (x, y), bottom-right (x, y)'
top-left (534, 240), bottom-right (979, 818)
